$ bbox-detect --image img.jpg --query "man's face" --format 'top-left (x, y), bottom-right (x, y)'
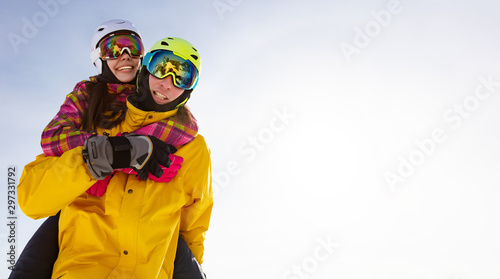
top-left (148, 74), bottom-right (185, 105)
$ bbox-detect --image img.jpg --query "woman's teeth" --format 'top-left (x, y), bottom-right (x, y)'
top-left (118, 66), bottom-right (132, 71)
top-left (154, 91), bottom-right (167, 100)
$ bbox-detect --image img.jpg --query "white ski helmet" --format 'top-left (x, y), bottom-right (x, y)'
top-left (90, 19), bottom-right (142, 74)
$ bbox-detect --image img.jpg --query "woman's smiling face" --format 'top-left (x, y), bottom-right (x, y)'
top-left (106, 52), bottom-right (141, 83)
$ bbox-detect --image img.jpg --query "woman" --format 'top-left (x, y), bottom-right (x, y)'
top-left (12, 20), bottom-right (210, 279)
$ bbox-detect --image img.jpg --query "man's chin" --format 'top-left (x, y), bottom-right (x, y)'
top-left (151, 92), bottom-right (170, 105)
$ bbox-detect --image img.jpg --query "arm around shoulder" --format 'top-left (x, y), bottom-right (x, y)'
top-left (41, 81), bottom-right (92, 156)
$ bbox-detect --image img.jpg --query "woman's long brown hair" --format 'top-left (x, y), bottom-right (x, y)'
top-left (80, 81), bottom-right (127, 132)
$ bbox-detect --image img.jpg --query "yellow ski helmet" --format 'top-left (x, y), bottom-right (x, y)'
top-left (142, 37), bottom-right (201, 90)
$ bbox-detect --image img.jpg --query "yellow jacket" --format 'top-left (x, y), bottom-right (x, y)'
top-left (18, 101), bottom-right (213, 279)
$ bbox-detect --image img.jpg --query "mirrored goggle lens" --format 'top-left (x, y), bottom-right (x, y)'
top-left (143, 50), bottom-right (199, 90)
top-left (99, 34), bottom-right (144, 60)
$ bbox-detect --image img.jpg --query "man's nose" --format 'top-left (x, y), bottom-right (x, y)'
top-left (160, 75), bottom-right (174, 88)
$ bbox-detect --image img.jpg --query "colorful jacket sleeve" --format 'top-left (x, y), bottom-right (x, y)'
top-left (41, 81), bottom-right (92, 156)
top-left (178, 135), bottom-right (213, 264)
top-left (41, 82), bottom-right (197, 156)
top-left (17, 147), bottom-right (95, 220)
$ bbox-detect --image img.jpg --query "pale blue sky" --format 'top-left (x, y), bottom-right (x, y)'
top-left (2, 0), bottom-right (500, 278)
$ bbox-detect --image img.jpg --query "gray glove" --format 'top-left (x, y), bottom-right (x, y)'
top-left (82, 133), bottom-right (176, 180)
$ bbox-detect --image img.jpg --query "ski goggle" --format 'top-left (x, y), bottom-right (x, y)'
top-left (98, 33), bottom-right (144, 60)
top-left (142, 50), bottom-right (199, 90)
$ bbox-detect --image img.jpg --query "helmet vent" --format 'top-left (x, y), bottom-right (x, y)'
top-left (191, 55), bottom-right (198, 60)
top-left (161, 41), bottom-right (169, 46)
top-left (98, 28), bottom-right (104, 31)
top-left (192, 47), bottom-right (197, 52)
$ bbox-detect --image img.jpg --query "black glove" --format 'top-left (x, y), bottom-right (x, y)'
top-left (82, 133), bottom-right (177, 181)
top-left (133, 135), bottom-right (177, 181)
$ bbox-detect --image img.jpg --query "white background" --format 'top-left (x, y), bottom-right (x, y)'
top-left (1, 0), bottom-right (500, 278)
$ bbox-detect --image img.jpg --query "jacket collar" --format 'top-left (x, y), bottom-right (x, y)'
top-left (125, 99), bottom-right (178, 127)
